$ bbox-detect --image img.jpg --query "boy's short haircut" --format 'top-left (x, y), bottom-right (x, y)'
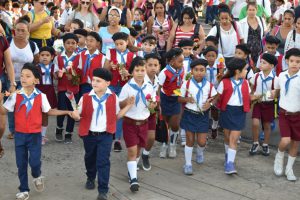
top-left (190, 59), bottom-right (208, 69)
top-left (39, 46), bottom-right (55, 56)
top-left (129, 56), bottom-right (146, 74)
top-left (165, 48), bottom-right (183, 62)
top-left (50, 6), bottom-right (59, 15)
top-left (205, 36), bottom-right (219, 45)
top-left (265, 35), bottom-right (280, 45)
top-left (74, 28), bottom-right (88, 37)
top-left (144, 53), bottom-right (161, 62)
top-left (63, 33), bottom-right (79, 43)
top-left (112, 32), bottom-right (129, 42)
top-left (285, 48), bottom-right (300, 60)
top-left (129, 27), bottom-right (138, 37)
top-left (12, 2), bottom-right (20, 8)
top-left (93, 68), bottom-right (112, 81)
top-left (134, 7), bottom-right (143, 15)
top-left (236, 44), bottom-right (251, 55)
top-left (262, 53), bottom-right (278, 66)
top-left (22, 63), bottom-right (41, 79)
top-left (46, 2), bottom-right (54, 9)
top-left (141, 35), bottom-right (157, 45)
top-left (71, 19), bottom-right (84, 29)
top-left (132, 24), bottom-right (142, 32)
top-left (87, 31), bottom-right (102, 44)
top-left (203, 46), bottom-right (218, 56)
top-left (178, 38), bottom-right (194, 48)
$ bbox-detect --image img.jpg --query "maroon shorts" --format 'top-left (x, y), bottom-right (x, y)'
top-left (123, 119), bottom-right (148, 148)
top-left (148, 113), bottom-right (157, 131)
top-left (252, 102), bottom-right (275, 122)
top-left (278, 109), bottom-right (300, 141)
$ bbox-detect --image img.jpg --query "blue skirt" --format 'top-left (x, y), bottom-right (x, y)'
top-left (160, 91), bottom-right (181, 116)
top-left (220, 105), bottom-right (246, 131)
top-left (180, 109), bottom-right (209, 133)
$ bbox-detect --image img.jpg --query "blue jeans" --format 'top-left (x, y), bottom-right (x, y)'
top-left (82, 133), bottom-right (113, 194)
top-left (15, 132), bottom-right (42, 192)
top-left (109, 84), bottom-right (123, 140)
top-left (7, 81), bottom-right (21, 134)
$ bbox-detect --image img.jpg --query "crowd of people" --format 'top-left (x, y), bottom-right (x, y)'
top-left (0, 0), bottom-right (300, 200)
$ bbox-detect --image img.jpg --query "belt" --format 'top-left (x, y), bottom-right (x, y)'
top-left (184, 108), bottom-right (204, 115)
top-left (88, 131), bottom-right (108, 136)
top-left (280, 109), bottom-right (300, 116)
top-left (123, 117), bottom-right (148, 126)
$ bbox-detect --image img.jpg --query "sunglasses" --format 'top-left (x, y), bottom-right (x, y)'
top-left (39, 1), bottom-right (47, 5)
top-left (81, 1), bottom-right (90, 5)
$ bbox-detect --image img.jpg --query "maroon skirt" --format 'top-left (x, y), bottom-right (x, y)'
top-left (36, 85), bottom-right (58, 108)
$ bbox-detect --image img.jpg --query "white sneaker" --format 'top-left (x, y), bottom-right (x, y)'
top-left (274, 153), bottom-right (284, 176)
top-left (168, 144), bottom-right (177, 158)
top-left (159, 144), bottom-right (168, 158)
top-left (33, 176), bottom-right (45, 192)
top-left (285, 168), bottom-right (297, 181)
top-left (181, 142), bottom-right (186, 147)
top-left (16, 192), bottom-right (29, 200)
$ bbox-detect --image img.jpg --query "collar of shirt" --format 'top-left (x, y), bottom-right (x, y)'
top-left (18, 88), bottom-right (40, 97)
top-left (61, 51), bottom-right (77, 59)
top-left (85, 49), bottom-right (100, 56)
top-left (129, 78), bottom-right (147, 88)
top-left (259, 70), bottom-right (275, 79)
top-left (88, 88), bottom-right (112, 99)
top-left (206, 62), bottom-right (218, 69)
top-left (285, 70), bottom-right (300, 78)
top-left (264, 51), bottom-right (280, 57)
top-left (144, 74), bottom-right (158, 86)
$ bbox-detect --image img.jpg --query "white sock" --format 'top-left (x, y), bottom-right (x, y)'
top-left (136, 157), bottom-right (140, 164)
top-left (227, 148), bottom-right (236, 163)
top-left (196, 145), bottom-right (205, 156)
top-left (127, 161), bottom-right (137, 180)
top-left (224, 144), bottom-right (229, 154)
top-left (42, 126), bottom-right (47, 137)
top-left (277, 149), bottom-right (284, 157)
top-left (170, 130), bottom-right (179, 145)
top-left (143, 149), bottom-right (150, 155)
top-left (286, 155), bottom-right (296, 170)
top-left (212, 120), bottom-right (218, 129)
top-left (253, 141), bottom-right (259, 145)
top-left (180, 129), bottom-right (186, 143)
top-left (185, 146), bottom-right (193, 166)
top-left (262, 143), bottom-right (268, 146)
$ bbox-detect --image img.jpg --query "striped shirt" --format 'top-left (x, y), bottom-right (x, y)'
top-left (173, 25), bottom-right (195, 47)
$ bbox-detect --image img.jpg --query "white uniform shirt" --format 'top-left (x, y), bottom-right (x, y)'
top-left (105, 49), bottom-right (136, 64)
top-left (78, 50), bottom-right (103, 83)
top-left (4, 88), bottom-right (51, 113)
top-left (54, 51), bottom-right (78, 72)
top-left (39, 64), bottom-right (54, 85)
top-left (78, 89), bottom-right (120, 132)
top-left (275, 70), bottom-right (300, 112)
top-left (144, 74), bottom-right (159, 93)
top-left (180, 79), bottom-right (217, 111)
top-left (119, 78), bottom-right (155, 120)
top-left (206, 62), bottom-right (224, 87)
top-left (158, 66), bottom-right (184, 95)
top-left (217, 79), bottom-right (251, 106)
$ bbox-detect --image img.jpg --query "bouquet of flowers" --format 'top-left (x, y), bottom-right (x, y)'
top-left (145, 94), bottom-right (160, 114)
top-left (58, 61), bottom-right (80, 85)
top-left (216, 57), bottom-right (225, 82)
top-left (185, 72), bottom-right (192, 81)
top-left (53, 39), bottom-right (64, 54)
top-left (118, 63), bottom-right (129, 81)
top-left (65, 91), bottom-right (78, 110)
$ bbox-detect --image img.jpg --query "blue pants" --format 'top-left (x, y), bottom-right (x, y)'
top-left (7, 81), bottom-right (21, 134)
top-left (109, 84), bottom-right (123, 140)
top-left (57, 91), bottom-right (79, 133)
top-left (82, 133), bottom-right (113, 194)
top-left (15, 132), bottom-right (42, 192)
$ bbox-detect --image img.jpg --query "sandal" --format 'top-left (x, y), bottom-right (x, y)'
top-left (7, 133), bottom-right (14, 139)
top-left (0, 142), bottom-right (4, 158)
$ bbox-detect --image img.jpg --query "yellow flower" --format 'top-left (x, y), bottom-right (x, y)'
top-left (219, 57), bottom-right (225, 63)
top-left (173, 89), bottom-right (181, 96)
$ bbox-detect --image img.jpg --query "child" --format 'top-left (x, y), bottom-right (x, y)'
top-left (78, 32), bottom-right (105, 96)
top-left (54, 33), bottom-right (80, 143)
top-left (235, 44), bottom-right (255, 81)
top-left (119, 57), bottom-right (156, 192)
top-left (200, 36), bottom-right (225, 66)
top-left (74, 68), bottom-right (134, 200)
top-left (36, 47), bottom-right (57, 145)
top-left (137, 35), bottom-right (157, 57)
top-left (273, 48), bottom-right (300, 181)
top-left (0, 63), bottom-right (73, 200)
top-left (179, 59), bottom-right (217, 175)
top-left (249, 53), bottom-right (278, 156)
top-left (256, 35), bottom-right (286, 76)
top-left (74, 28), bottom-right (88, 54)
top-left (104, 32), bottom-right (135, 152)
top-left (203, 46), bottom-right (224, 139)
top-left (132, 8), bottom-right (145, 27)
top-left (216, 58), bottom-right (252, 174)
top-left (158, 48), bottom-right (184, 158)
top-left (50, 6), bottom-right (60, 29)
top-left (141, 53), bottom-right (160, 171)
top-left (70, 19), bottom-right (84, 33)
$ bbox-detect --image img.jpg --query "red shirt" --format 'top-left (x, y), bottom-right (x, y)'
top-left (0, 37), bottom-right (9, 76)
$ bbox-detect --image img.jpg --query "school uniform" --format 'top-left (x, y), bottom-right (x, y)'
top-left (250, 71), bottom-right (278, 123)
top-left (144, 74), bottom-right (159, 131)
top-left (78, 49), bottom-right (105, 96)
top-left (3, 88), bottom-right (51, 192)
top-left (78, 88), bottom-right (119, 194)
top-left (158, 65), bottom-right (185, 116)
top-left (75, 46), bottom-right (87, 54)
top-left (54, 51), bottom-right (80, 133)
top-left (36, 63), bottom-right (58, 108)
top-left (217, 78), bottom-right (251, 131)
top-left (206, 62), bottom-right (225, 87)
top-left (119, 78), bottom-right (155, 148)
top-left (275, 70), bottom-right (300, 141)
top-left (183, 56), bottom-right (192, 79)
top-left (256, 51), bottom-right (287, 76)
top-left (180, 77), bottom-right (217, 133)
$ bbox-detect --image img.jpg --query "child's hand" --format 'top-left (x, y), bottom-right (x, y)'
top-left (121, 69), bottom-right (130, 77)
top-left (70, 110), bottom-right (80, 121)
top-left (43, 16), bottom-right (52, 24)
top-left (57, 70), bottom-right (64, 78)
top-left (0, 93), bottom-right (4, 102)
top-left (66, 74), bottom-right (72, 81)
top-left (149, 101), bottom-right (157, 109)
top-left (126, 96), bottom-right (135, 106)
top-left (187, 97), bottom-right (195, 104)
top-left (110, 62), bottom-right (118, 70)
top-left (202, 98), bottom-right (213, 111)
top-left (269, 90), bottom-right (276, 99)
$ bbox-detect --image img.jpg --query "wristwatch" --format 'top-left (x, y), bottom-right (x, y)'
top-left (10, 81), bottom-right (17, 87)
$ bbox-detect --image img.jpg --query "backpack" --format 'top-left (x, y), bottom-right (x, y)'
top-left (215, 21), bottom-right (240, 54)
top-left (0, 20), bottom-right (12, 36)
top-left (7, 37), bottom-right (36, 55)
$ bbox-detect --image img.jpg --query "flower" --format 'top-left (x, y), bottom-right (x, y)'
top-left (68, 61), bottom-right (73, 67)
top-left (219, 57), bottom-right (225, 63)
top-left (155, 95), bottom-right (160, 102)
top-left (173, 89), bottom-right (181, 96)
top-left (146, 94), bottom-right (152, 100)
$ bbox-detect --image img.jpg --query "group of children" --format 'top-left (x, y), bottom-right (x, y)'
top-left (1, 20), bottom-right (300, 200)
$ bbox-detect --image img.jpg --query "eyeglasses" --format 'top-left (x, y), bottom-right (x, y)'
top-left (81, 1), bottom-right (90, 5)
top-left (39, 1), bottom-right (47, 5)
top-left (108, 14), bottom-right (120, 18)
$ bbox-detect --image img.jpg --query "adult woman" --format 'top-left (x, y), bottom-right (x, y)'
top-left (100, 0), bottom-right (132, 28)
top-left (270, 9), bottom-right (294, 55)
top-left (28, 0), bottom-right (61, 48)
top-left (207, 3), bottom-right (244, 65)
top-left (147, 0), bottom-right (173, 64)
top-left (239, 2), bottom-right (266, 64)
top-left (6, 16), bottom-right (39, 140)
top-left (284, 16), bottom-right (300, 53)
top-left (65, 0), bottom-right (100, 31)
top-left (167, 6), bottom-right (205, 53)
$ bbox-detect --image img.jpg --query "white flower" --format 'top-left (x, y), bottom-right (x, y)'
top-left (68, 61), bottom-right (73, 67)
top-left (266, 91), bottom-right (271, 99)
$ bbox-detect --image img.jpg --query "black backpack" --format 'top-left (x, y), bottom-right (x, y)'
top-left (7, 37), bottom-right (36, 55)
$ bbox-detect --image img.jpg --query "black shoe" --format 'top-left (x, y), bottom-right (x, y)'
top-left (249, 143), bottom-right (259, 155)
top-left (85, 179), bottom-right (95, 190)
top-left (113, 141), bottom-right (122, 152)
top-left (64, 134), bottom-right (72, 144)
top-left (142, 154), bottom-right (151, 171)
top-left (97, 193), bottom-right (108, 200)
top-left (211, 129), bottom-right (218, 139)
top-left (55, 128), bottom-right (64, 142)
top-left (130, 178), bottom-right (139, 192)
top-left (261, 145), bottom-right (270, 156)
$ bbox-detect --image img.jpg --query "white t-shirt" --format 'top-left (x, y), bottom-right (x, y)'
top-left (10, 40), bottom-right (39, 81)
top-left (230, 0), bottom-right (246, 19)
